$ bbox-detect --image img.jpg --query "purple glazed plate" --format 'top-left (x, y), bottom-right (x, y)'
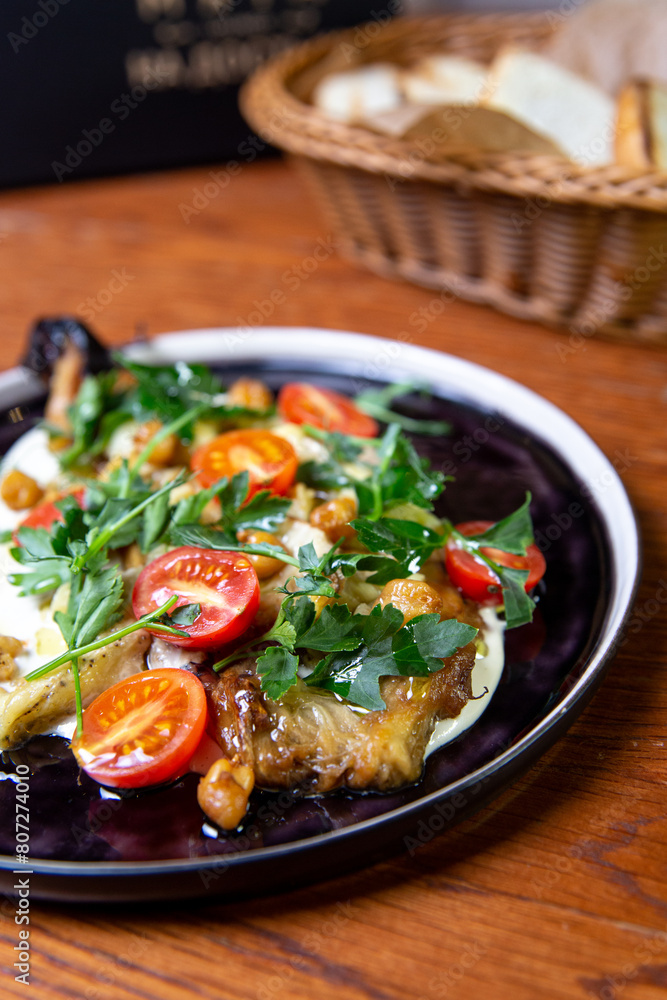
top-left (0, 328), bottom-right (641, 902)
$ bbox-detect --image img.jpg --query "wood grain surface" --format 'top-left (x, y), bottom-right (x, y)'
top-left (0, 158), bottom-right (666, 1000)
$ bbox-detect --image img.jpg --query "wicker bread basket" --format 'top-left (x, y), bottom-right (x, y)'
top-left (241, 13), bottom-right (667, 344)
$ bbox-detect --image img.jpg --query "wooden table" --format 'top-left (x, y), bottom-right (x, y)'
top-left (0, 159), bottom-right (665, 1000)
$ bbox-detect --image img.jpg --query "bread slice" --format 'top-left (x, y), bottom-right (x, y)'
top-left (484, 48), bottom-right (616, 166)
top-left (402, 105), bottom-right (562, 158)
top-left (312, 64), bottom-right (402, 124)
top-left (401, 55), bottom-right (488, 106)
top-left (616, 79), bottom-right (667, 169)
top-left (546, 0), bottom-right (667, 97)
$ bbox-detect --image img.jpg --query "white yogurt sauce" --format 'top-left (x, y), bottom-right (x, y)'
top-left (426, 606), bottom-right (505, 756)
top-left (0, 427), bottom-right (66, 684)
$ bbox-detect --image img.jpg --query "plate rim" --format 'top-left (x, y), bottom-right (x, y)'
top-left (0, 326), bottom-right (642, 881)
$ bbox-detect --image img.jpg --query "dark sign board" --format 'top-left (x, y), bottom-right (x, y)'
top-left (1, 0), bottom-right (395, 187)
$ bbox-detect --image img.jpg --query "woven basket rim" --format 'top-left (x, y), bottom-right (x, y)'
top-left (241, 12), bottom-right (667, 211)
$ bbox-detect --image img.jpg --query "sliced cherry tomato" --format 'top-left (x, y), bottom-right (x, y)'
top-left (444, 520), bottom-right (546, 605)
top-left (191, 429), bottom-right (298, 498)
top-left (277, 382), bottom-right (379, 438)
top-left (13, 487), bottom-right (86, 544)
top-left (71, 668), bottom-right (207, 789)
top-left (132, 546), bottom-right (260, 650)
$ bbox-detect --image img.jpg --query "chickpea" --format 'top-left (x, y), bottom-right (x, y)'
top-left (0, 636), bottom-right (23, 682)
top-left (227, 377), bottom-right (273, 411)
top-left (421, 563), bottom-right (465, 620)
top-left (197, 758), bottom-right (255, 830)
top-left (309, 495), bottom-right (357, 542)
top-left (377, 579), bottom-right (444, 624)
top-left (132, 418), bottom-right (178, 468)
top-left (0, 470), bottom-right (44, 511)
top-left (237, 529), bottom-right (286, 579)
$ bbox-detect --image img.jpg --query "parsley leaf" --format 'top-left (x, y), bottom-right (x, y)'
top-left (255, 646), bottom-right (300, 701)
top-left (352, 516), bottom-right (444, 583)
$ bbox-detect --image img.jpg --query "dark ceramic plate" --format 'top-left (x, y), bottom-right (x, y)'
top-left (0, 328), bottom-right (641, 902)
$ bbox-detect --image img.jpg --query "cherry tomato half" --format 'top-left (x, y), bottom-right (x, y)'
top-left (132, 546), bottom-right (260, 650)
top-left (13, 487), bottom-right (86, 544)
top-left (71, 668), bottom-right (207, 789)
top-left (444, 520), bottom-right (546, 606)
top-left (277, 382), bottom-right (379, 438)
top-left (191, 429), bottom-right (298, 499)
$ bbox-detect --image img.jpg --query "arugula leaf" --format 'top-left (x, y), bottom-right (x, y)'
top-left (302, 427), bottom-right (364, 463)
top-left (462, 493), bottom-right (534, 556)
top-left (170, 523), bottom-right (299, 567)
top-left (355, 382), bottom-right (452, 436)
top-left (113, 356), bottom-right (274, 443)
top-left (494, 566), bottom-right (534, 631)
top-left (443, 493), bottom-right (540, 629)
top-left (158, 602), bottom-right (201, 629)
top-left (224, 487), bottom-right (291, 535)
top-left (114, 356), bottom-right (225, 429)
top-left (60, 566), bottom-right (125, 649)
top-left (59, 372), bottom-right (131, 469)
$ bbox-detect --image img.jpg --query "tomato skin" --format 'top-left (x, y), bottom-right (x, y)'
top-left (191, 429), bottom-right (298, 498)
top-left (278, 382), bottom-right (379, 438)
top-left (132, 546), bottom-right (260, 650)
top-left (444, 520), bottom-right (546, 605)
top-left (14, 488), bottom-right (86, 543)
top-left (72, 668), bottom-right (208, 789)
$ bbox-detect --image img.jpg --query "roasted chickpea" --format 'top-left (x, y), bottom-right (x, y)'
top-left (421, 563), bottom-right (466, 620)
top-left (227, 377), bottom-right (273, 411)
top-left (309, 495), bottom-right (357, 542)
top-left (0, 635), bottom-right (23, 682)
top-left (237, 529), bottom-right (286, 579)
top-left (132, 418), bottom-right (178, 468)
top-left (197, 758), bottom-right (255, 830)
top-left (377, 579), bottom-right (444, 624)
top-left (1, 470), bottom-right (44, 511)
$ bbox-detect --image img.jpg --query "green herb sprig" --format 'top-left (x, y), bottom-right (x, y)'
top-left (355, 382), bottom-right (452, 436)
top-left (214, 595), bottom-right (477, 711)
top-left (25, 596), bottom-right (201, 734)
